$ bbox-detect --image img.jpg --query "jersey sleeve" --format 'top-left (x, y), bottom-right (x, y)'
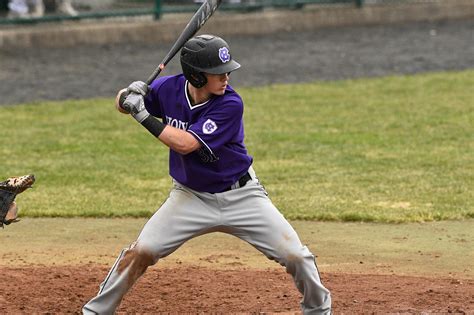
top-left (143, 77), bottom-right (168, 118)
top-left (187, 97), bottom-right (243, 159)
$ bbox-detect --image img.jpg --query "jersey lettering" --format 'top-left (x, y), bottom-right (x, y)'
top-left (144, 75), bottom-right (252, 193)
top-left (166, 116), bottom-right (189, 130)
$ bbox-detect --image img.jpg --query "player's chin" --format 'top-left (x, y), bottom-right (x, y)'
top-left (213, 88), bottom-right (226, 95)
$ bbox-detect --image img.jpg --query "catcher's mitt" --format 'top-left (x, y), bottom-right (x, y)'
top-left (0, 174), bottom-right (35, 228)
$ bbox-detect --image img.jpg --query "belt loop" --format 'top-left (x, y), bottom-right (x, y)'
top-left (224, 167), bottom-right (254, 192)
top-left (230, 181), bottom-right (240, 190)
top-left (247, 166), bottom-right (256, 180)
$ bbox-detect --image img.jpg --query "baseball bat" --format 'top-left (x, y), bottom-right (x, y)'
top-left (145, 0), bottom-right (223, 85)
top-left (119, 0), bottom-right (222, 107)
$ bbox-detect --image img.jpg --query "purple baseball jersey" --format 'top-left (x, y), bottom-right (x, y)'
top-left (144, 74), bottom-right (253, 193)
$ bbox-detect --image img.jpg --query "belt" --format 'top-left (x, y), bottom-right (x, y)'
top-left (223, 172), bottom-right (252, 192)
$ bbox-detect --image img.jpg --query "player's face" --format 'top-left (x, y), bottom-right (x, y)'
top-left (204, 73), bottom-right (230, 95)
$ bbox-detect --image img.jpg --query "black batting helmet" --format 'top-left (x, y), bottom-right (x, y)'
top-left (180, 34), bottom-right (241, 88)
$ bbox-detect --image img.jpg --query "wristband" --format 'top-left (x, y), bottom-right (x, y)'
top-left (140, 115), bottom-right (166, 138)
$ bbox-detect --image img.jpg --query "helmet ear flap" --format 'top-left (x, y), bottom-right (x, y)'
top-left (189, 72), bottom-right (207, 88)
top-left (182, 61), bottom-right (207, 88)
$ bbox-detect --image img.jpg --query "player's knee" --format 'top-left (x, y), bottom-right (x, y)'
top-left (116, 243), bottom-right (156, 276)
top-left (279, 245), bottom-right (315, 267)
top-left (134, 243), bottom-right (159, 266)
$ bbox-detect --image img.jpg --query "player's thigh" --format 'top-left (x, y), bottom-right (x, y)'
top-left (136, 186), bottom-right (217, 258)
top-left (225, 186), bottom-right (304, 260)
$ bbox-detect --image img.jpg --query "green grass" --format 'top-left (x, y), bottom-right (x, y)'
top-left (1, 71), bottom-right (473, 222)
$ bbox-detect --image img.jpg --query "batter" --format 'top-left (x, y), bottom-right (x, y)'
top-left (82, 34), bottom-right (331, 314)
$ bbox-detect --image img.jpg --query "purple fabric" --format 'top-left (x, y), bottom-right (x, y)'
top-left (144, 74), bottom-right (252, 193)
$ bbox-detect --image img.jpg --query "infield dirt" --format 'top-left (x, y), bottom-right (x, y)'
top-left (1, 266), bottom-right (473, 313)
top-left (0, 219), bottom-right (473, 313)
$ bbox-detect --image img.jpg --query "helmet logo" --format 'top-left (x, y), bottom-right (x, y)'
top-left (218, 47), bottom-right (231, 64)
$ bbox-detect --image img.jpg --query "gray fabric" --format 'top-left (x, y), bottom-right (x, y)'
top-left (83, 167), bottom-right (331, 314)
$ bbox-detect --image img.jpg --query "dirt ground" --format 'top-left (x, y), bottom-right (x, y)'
top-left (0, 218), bottom-right (473, 314)
top-left (1, 18), bottom-right (474, 314)
top-left (0, 266), bottom-right (473, 314)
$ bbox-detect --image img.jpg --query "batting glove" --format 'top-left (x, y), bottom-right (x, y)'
top-left (126, 81), bottom-right (149, 96)
top-left (122, 92), bottom-right (150, 123)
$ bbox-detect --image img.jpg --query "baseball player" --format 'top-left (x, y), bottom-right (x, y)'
top-left (82, 34), bottom-right (331, 314)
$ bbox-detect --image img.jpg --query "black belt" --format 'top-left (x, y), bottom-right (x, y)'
top-left (223, 172), bottom-right (252, 192)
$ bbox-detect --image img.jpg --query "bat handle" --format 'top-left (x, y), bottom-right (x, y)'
top-left (146, 64), bottom-right (165, 85)
top-left (119, 63), bottom-right (165, 109)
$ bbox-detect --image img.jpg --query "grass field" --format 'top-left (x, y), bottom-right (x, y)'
top-left (1, 71), bottom-right (473, 222)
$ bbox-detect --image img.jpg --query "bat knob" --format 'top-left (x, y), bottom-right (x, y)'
top-left (118, 90), bottom-right (131, 112)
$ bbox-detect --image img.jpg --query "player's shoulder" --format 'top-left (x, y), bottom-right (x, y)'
top-left (211, 85), bottom-right (243, 115)
top-left (221, 85), bottom-right (243, 106)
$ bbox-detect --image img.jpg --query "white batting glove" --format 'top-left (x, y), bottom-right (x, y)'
top-left (122, 93), bottom-right (150, 123)
top-left (126, 81), bottom-right (149, 96)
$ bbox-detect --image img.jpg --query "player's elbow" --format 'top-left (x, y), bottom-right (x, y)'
top-left (167, 131), bottom-right (201, 155)
top-left (159, 127), bottom-right (201, 155)
top-left (174, 139), bottom-right (201, 155)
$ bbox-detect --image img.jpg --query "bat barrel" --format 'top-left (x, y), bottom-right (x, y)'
top-left (145, 0), bottom-right (222, 85)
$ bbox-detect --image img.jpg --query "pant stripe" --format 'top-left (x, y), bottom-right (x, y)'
top-left (98, 248), bottom-right (126, 295)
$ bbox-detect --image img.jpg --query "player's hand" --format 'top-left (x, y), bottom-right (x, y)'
top-left (116, 89), bottom-right (130, 114)
top-left (122, 92), bottom-right (150, 123)
top-left (117, 81), bottom-right (149, 113)
top-left (126, 81), bottom-right (149, 96)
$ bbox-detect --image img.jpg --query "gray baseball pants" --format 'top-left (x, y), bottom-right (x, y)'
top-left (82, 167), bottom-right (331, 314)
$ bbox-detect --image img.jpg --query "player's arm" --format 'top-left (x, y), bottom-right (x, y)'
top-left (158, 126), bottom-right (201, 155)
top-left (118, 82), bottom-right (201, 155)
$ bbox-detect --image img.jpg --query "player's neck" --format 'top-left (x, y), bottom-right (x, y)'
top-left (188, 83), bottom-right (212, 105)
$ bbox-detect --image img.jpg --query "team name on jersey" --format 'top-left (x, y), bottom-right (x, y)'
top-left (165, 115), bottom-right (188, 130)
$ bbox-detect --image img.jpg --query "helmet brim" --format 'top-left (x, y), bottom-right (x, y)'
top-left (197, 59), bottom-right (241, 75)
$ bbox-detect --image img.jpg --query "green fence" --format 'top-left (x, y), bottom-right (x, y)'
top-left (0, 0), bottom-right (431, 25)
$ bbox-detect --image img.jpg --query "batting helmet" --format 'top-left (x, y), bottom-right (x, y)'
top-left (180, 34), bottom-right (241, 88)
